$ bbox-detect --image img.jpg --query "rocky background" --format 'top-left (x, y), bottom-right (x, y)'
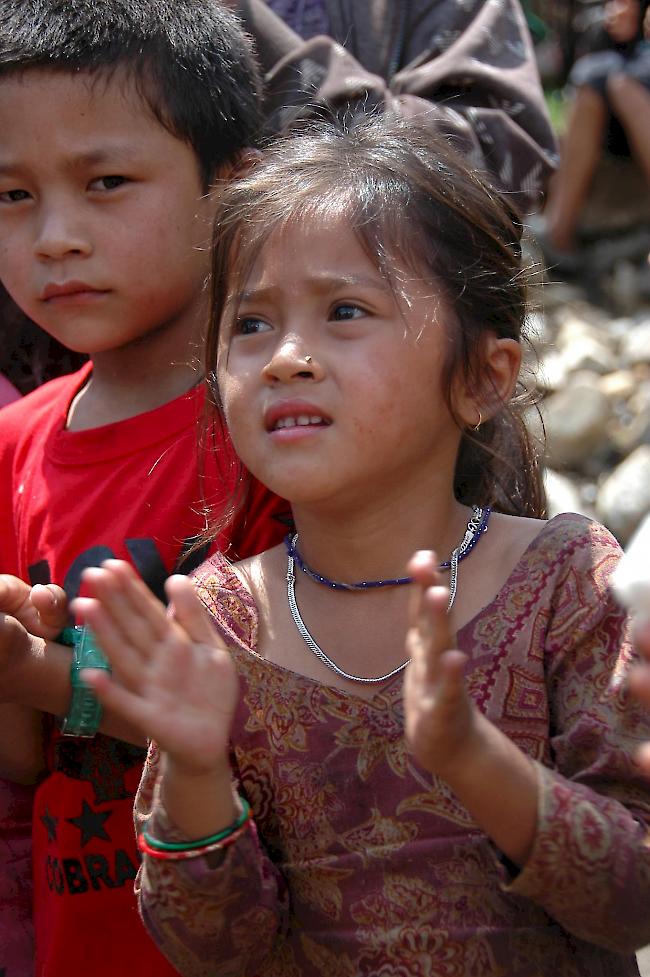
top-left (524, 263), bottom-right (650, 975)
top-left (525, 272), bottom-right (650, 547)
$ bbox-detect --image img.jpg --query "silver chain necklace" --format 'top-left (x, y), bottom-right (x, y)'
top-left (286, 514), bottom-right (484, 684)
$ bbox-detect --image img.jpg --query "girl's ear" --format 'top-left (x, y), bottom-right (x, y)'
top-left (455, 335), bottom-right (521, 429)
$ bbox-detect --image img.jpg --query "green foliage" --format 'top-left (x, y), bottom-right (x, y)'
top-left (545, 88), bottom-right (570, 135)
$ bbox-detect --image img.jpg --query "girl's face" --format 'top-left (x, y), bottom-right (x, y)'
top-left (217, 215), bottom-right (468, 510)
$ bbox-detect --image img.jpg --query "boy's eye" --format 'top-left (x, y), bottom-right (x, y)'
top-left (0, 188), bottom-right (31, 203)
top-left (331, 303), bottom-right (364, 321)
top-left (89, 175), bottom-right (127, 191)
top-left (235, 316), bottom-right (272, 336)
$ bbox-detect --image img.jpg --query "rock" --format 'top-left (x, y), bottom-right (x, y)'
top-left (596, 445), bottom-right (650, 543)
top-left (536, 350), bottom-right (569, 392)
top-left (544, 468), bottom-right (590, 518)
top-left (598, 369), bottom-right (637, 402)
top-left (524, 310), bottom-right (549, 344)
top-left (620, 321), bottom-right (650, 367)
top-left (609, 412), bottom-right (650, 456)
top-left (542, 384), bottom-right (612, 470)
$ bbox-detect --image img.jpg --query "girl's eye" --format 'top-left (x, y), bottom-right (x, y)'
top-left (235, 316), bottom-right (272, 336)
top-left (331, 303), bottom-right (364, 321)
top-left (89, 175), bottom-right (127, 191)
top-left (0, 188), bottom-right (30, 203)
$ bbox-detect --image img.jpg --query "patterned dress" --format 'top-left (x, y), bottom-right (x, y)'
top-left (134, 514), bottom-right (650, 976)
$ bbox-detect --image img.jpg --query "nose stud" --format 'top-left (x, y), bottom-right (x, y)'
top-left (304, 355), bottom-right (312, 364)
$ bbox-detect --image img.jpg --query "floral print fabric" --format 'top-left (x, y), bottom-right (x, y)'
top-left (135, 514), bottom-right (650, 976)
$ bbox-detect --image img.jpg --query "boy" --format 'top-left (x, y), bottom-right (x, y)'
top-left (0, 2), bottom-right (283, 975)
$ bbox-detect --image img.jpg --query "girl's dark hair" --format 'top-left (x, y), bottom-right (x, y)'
top-left (205, 114), bottom-right (545, 533)
top-left (0, 0), bottom-right (262, 186)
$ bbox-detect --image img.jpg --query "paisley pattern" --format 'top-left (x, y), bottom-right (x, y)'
top-left (135, 514), bottom-right (650, 976)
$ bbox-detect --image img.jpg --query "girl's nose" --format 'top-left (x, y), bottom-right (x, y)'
top-left (262, 341), bottom-right (323, 384)
top-left (34, 207), bottom-right (92, 260)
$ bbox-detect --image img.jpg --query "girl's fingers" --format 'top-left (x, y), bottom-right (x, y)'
top-left (434, 649), bottom-right (469, 706)
top-left (82, 668), bottom-right (162, 737)
top-left (628, 664), bottom-right (650, 709)
top-left (410, 585), bottom-right (454, 679)
top-left (633, 621), bottom-right (650, 663)
top-left (636, 742), bottom-right (650, 778)
top-left (165, 576), bottom-right (224, 649)
top-left (407, 550), bottom-right (439, 622)
top-left (81, 562), bottom-right (169, 655)
top-left (71, 597), bottom-right (150, 692)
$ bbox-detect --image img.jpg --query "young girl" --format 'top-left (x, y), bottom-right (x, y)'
top-left (75, 116), bottom-right (650, 977)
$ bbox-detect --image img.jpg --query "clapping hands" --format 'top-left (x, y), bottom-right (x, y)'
top-left (73, 561), bottom-right (238, 777)
top-left (403, 551), bottom-right (479, 778)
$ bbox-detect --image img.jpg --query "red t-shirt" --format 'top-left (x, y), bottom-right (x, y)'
top-left (0, 363), bottom-right (286, 977)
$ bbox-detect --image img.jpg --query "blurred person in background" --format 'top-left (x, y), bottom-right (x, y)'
top-left (539, 0), bottom-right (650, 267)
top-left (227, 0), bottom-right (558, 212)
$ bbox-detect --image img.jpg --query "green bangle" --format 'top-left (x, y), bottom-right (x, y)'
top-left (58, 625), bottom-right (111, 738)
top-left (143, 797), bottom-right (250, 852)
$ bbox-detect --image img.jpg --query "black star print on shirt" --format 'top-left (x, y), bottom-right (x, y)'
top-left (40, 807), bottom-right (59, 843)
top-left (66, 800), bottom-right (113, 847)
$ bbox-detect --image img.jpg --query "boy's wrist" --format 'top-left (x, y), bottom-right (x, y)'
top-left (0, 617), bottom-right (45, 703)
top-left (2, 629), bottom-right (73, 713)
top-left (58, 626), bottom-right (111, 737)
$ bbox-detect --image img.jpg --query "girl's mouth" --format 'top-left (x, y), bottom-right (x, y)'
top-left (264, 399), bottom-right (332, 433)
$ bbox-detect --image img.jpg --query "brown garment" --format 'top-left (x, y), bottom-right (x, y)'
top-left (135, 514), bottom-right (650, 976)
top-left (237, 0), bottom-right (558, 210)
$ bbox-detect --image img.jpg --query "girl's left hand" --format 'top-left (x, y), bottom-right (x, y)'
top-left (629, 620), bottom-right (650, 774)
top-left (403, 551), bottom-right (479, 778)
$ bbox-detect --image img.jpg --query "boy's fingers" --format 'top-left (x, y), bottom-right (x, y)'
top-left (0, 575), bottom-right (32, 617)
top-left (165, 575), bottom-right (215, 640)
top-left (31, 584), bottom-right (69, 635)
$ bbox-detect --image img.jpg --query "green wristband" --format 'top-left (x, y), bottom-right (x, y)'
top-left (58, 625), bottom-right (111, 738)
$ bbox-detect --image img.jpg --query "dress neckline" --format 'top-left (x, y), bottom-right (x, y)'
top-left (197, 513), bottom-right (590, 707)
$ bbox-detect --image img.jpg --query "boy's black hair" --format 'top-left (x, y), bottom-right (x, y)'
top-left (0, 0), bottom-right (262, 185)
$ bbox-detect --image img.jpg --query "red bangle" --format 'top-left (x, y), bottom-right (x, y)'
top-left (138, 811), bottom-right (253, 861)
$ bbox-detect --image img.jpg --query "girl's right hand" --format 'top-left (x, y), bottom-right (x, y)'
top-left (72, 561), bottom-right (238, 777)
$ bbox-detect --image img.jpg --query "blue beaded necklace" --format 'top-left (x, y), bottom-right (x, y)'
top-left (284, 505), bottom-right (491, 591)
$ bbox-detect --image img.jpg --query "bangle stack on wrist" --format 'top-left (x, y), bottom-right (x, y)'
top-left (138, 797), bottom-right (253, 861)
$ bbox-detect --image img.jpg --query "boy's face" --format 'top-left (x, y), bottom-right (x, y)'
top-left (0, 69), bottom-right (215, 355)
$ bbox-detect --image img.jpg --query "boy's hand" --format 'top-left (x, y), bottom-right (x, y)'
top-left (72, 561), bottom-right (238, 776)
top-left (0, 574), bottom-right (68, 639)
top-left (403, 551), bottom-right (479, 778)
top-left (0, 613), bottom-right (33, 686)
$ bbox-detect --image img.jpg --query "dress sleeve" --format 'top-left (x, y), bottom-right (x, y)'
top-left (236, 0), bottom-right (557, 211)
top-left (133, 561), bottom-right (289, 977)
top-left (134, 743), bottom-right (289, 977)
top-left (505, 520), bottom-right (650, 953)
